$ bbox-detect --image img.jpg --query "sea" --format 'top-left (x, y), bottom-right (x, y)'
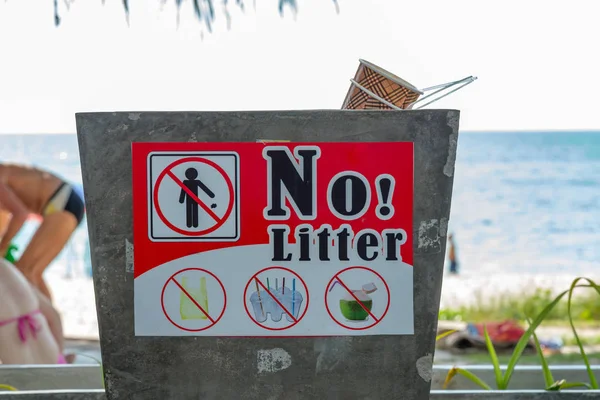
top-left (1, 131), bottom-right (600, 279)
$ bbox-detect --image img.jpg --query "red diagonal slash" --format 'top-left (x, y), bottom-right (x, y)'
top-left (333, 275), bottom-right (379, 322)
top-left (170, 277), bottom-right (216, 324)
top-left (166, 170), bottom-right (221, 223)
top-left (255, 278), bottom-right (298, 323)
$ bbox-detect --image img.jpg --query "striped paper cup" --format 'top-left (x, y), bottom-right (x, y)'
top-left (342, 59), bottom-right (423, 110)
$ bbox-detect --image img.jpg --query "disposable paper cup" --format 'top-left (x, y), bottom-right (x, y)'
top-left (341, 59), bottom-right (423, 110)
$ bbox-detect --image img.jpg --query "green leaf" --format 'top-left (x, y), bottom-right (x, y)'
top-left (436, 329), bottom-right (457, 342)
top-left (0, 384), bottom-right (17, 391)
top-left (546, 379), bottom-right (566, 391)
top-left (72, 352), bottom-right (104, 389)
top-left (443, 367), bottom-right (492, 390)
top-left (442, 367), bottom-right (458, 389)
top-left (501, 287), bottom-right (571, 389)
top-left (529, 318), bottom-right (554, 388)
top-left (72, 352), bottom-right (101, 365)
top-left (547, 379), bottom-right (592, 391)
top-left (558, 381), bottom-right (593, 390)
top-left (483, 325), bottom-right (503, 389)
top-left (567, 278), bottom-right (600, 389)
top-left (497, 278), bottom-right (599, 390)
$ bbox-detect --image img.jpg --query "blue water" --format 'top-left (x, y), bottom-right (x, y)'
top-left (449, 131), bottom-right (600, 276)
top-left (1, 131), bottom-right (599, 277)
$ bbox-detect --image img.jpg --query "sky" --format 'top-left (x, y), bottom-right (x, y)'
top-left (0, 0), bottom-right (599, 133)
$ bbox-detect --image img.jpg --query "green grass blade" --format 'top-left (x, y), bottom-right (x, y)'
top-left (501, 287), bottom-right (570, 389)
top-left (529, 318), bottom-right (554, 388)
top-left (567, 278), bottom-right (599, 389)
top-left (436, 329), bottom-right (457, 342)
top-left (72, 352), bottom-right (104, 389)
top-left (72, 352), bottom-right (101, 365)
top-left (558, 381), bottom-right (592, 390)
top-left (443, 366), bottom-right (492, 390)
top-left (442, 367), bottom-right (458, 389)
top-left (546, 379), bottom-right (565, 391)
top-left (455, 368), bottom-right (492, 390)
top-left (483, 325), bottom-right (504, 389)
top-left (547, 379), bottom-right (593, 391)
top-left (560, 382), bottom-right (592, 389)
top-left (442, 367), bottom-right (457, 389)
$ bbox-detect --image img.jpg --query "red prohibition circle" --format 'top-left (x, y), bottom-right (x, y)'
top-left (161, 268), bottom-right (227, 332)
top-left (243, 266), bottom-right (310, 331)
top-left (153, 157), bottom-right (235, 236)
top-left (324, 266), bottom-right (391, 331)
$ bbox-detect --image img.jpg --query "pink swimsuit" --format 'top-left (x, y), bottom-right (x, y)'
top-left (0, 309), bottom-right (65, 364)
top-left (0, 309), bottom-right (42, 342)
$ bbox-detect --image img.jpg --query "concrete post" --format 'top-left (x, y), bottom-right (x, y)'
top-left (76, 110), bottom-right (459, 399)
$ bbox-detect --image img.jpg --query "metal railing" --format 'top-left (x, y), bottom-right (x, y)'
top-left (432, 364), bottom-right (600, 390)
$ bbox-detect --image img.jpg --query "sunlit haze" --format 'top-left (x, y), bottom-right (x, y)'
top-left (1, 0), bottom-right (599, 133)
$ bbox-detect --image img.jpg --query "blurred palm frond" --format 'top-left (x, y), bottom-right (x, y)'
top-left (51, 0), bottom-right (338, 30)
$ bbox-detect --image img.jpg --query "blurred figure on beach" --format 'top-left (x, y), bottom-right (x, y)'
top-left (0, 258), bottom-right (68, 364)
top-left (0, 163), bottom-right (85, 301)
top-left (448, 233), bottom-right (459, 274)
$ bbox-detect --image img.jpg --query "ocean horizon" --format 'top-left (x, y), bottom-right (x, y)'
top-left (1, 130), bottom-right (599, 278)
top-left (2, 129), bottom-right (600, 135)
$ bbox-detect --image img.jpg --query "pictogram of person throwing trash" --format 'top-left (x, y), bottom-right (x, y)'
top-left (178, 167), bottom-right (217, 228)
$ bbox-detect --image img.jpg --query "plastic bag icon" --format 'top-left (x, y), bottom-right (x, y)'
top-left (180, 276), bottom-right (209, 320)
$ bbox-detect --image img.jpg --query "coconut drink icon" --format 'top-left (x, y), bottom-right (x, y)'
top-left (329, 281), bottom-right (378, 322)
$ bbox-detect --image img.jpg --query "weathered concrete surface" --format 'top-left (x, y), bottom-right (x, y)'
top-left (76, 110), bottom-right (459, 400)
top-left (3, 363), bottom-right (596, 393)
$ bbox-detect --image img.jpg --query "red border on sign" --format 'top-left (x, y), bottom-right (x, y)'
top-left (243, 266), bottom-right (309, 331)
top-left (161, 268), bottom-right (227, 332)
top-left (153, 157), bottom-right (235, 236)
top-left (324, 266), bottom-right (391, 331)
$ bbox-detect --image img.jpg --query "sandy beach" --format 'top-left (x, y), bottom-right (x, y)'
top-left (439, 272), bottom-right (599, 309)
top-left (47, 274), bottom-right (99, 340)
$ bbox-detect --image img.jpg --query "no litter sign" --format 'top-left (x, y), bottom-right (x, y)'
top-left (148, 152), bottom-right (240, 241)
top-left (133, 142), bottom-right (414, 337)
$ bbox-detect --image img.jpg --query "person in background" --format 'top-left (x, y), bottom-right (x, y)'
top-left (0, 163), bottom-right (85, 301)
top-left (448, 233), bottom-right (459, 274)
top-left (0, 258), bottom-right (68, 364)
